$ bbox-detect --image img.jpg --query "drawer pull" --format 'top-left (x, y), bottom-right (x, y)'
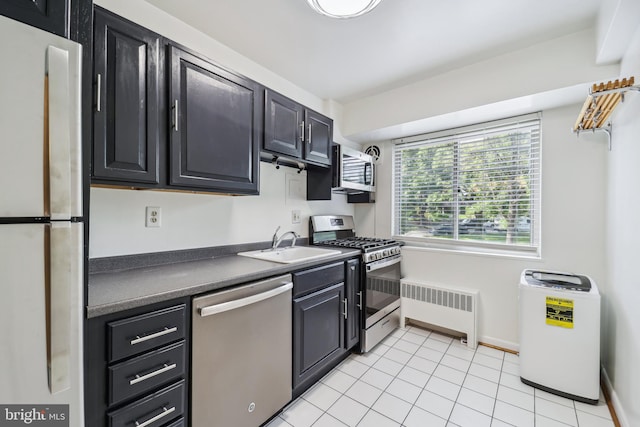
top-left (130, 363), bottom-right (177, 386)
top-left (134, 406), bottom-right (175, 427)
top-left (131, 327), bottom-right (178, 346)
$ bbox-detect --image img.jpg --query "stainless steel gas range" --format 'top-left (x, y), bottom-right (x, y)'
top-left (310, 215), bottom-right (402, 353)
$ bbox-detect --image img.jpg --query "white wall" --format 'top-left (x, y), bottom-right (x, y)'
top-left (342, 29), bottom-right (620, 141)
top-left (90, 165), bottom-right (352, 258)
top-left (89, 0), bottom-right (353, 258)
top-left (355, 104), bottom-right (608, 350)
top-left (602, 28), bottom-right (640, 427)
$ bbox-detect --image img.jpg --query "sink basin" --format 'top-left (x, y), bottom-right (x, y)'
top-left (237, 246), bottom-right (342, 264)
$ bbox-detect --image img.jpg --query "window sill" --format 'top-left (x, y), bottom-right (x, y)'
top-left (396, 237), bottom-right (542, 261)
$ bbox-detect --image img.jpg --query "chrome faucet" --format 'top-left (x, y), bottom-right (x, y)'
top-left (271, 226), bottom-right (299, 250)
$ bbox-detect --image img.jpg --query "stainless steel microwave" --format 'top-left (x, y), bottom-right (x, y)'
top-left (332, 145), bottom-right (376, 193)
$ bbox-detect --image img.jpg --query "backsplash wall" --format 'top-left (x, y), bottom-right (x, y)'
top-left (89, 164), bottom-right (353, 258)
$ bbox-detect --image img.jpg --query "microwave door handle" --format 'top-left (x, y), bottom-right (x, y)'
top-left (364, 162), bottom-right (373, 186)
top-left (370, 162), bottom-right (375, 187)
top-left (335, 146), bottom-right (343, 187)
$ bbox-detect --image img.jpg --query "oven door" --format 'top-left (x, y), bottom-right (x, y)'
top-left (364, 255), bottom-right (401, 329)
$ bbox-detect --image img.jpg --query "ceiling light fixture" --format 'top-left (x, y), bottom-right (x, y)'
top-left (306, 0), bottom-right (383, 19)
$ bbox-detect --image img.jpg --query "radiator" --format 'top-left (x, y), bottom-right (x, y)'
top-left (400, 279), bottom-right (479, 349)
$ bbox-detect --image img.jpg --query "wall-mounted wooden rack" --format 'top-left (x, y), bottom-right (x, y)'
top-left (573, 77), bottom-right (639, 150)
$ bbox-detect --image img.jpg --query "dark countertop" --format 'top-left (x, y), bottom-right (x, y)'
top-left (87, 247), bottom-right (360, 318)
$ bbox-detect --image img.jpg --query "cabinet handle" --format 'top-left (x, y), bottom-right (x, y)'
top-left (199, 282), bottom-right (292, 317)
top-left (173, 100), bottom-right (179, 131)
top-left (307, 124), bottom-right (312, 144)
top-left (134, 406), bottom-right (175, 427)
top-left (300, 121), bottom-right (305, 141)
top-left (357, 291), bottom-right (362, 310)
top-left (130, 326), bottom-right (178, 345)
top-left (96, 74), bottom-right (101, 112)
top-left (343, 298), bottom-right (348, 320)
top-left (129, 363), bottom-right (177, 386)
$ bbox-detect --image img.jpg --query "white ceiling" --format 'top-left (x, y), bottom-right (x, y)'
top-left (145, 0), bottom-right (602, 104)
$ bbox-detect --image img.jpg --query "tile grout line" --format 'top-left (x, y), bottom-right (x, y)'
top-left (275, 327), bottom-right (616, 427)
top-left (491, 347), bottom-right (506, 426)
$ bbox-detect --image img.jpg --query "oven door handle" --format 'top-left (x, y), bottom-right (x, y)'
top-left (366, 255), bottom-right (401, 272)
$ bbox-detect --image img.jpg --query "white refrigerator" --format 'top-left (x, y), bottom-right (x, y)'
top-left (0, 14), bottom-right (84, 427)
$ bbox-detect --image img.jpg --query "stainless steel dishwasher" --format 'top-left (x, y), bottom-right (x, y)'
top-left (192, 274), bottom-right (293, 427)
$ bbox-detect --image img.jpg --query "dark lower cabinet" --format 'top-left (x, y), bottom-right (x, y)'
top-left (345, 259), bottom-right (362, 350)
top-left (291, 258), bottom-right (361, 397)
top-left (168, 45), bottom-right (262, 194)
top-left (0, 0), bottom-right (68, 37)
top-left (92, 7), bottom-right (161, 184)
top-left (85, 298), bottom-right (190, 427)
top-left (293, 282), bottom-right (345, 393)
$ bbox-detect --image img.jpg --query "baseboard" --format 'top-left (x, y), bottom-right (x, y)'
top-left (602, 367), bottom-right (628, 427)
top-left (478, 335), bottom-right (519, 353)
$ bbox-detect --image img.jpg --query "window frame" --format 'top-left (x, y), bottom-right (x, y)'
top-left (391, 113), bottom-right (542, 257)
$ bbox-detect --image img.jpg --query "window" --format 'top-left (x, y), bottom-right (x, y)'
top-left (392, 114), bottom-right (541, 253)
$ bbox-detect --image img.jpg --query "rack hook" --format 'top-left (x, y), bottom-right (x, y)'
top-left (272, 156), bottom-right (280, 170)
top-left (296, 162), bottom-right (305, 174)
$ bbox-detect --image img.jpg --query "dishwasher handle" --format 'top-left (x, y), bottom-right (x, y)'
top-left (199, 282), bottom-right (293, 317)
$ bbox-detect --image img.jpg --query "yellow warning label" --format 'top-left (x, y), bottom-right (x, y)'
top-left (545, 297), bottom-right (574, 328)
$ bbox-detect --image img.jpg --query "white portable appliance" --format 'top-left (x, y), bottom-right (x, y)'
top-left (0, 15), bottom-right (84, 426)
top-left (519, 270), bottom-right (600, 404)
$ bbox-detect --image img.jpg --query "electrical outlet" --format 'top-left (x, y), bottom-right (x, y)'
top-left (291, 210), bottom-right (301, 224)
top-left (145, 206), bottom-right (161, 228)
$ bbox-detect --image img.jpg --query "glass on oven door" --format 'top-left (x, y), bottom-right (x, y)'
top-left (364, 255), bottom-right (401, 329)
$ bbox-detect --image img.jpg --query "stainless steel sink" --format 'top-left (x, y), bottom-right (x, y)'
top-left (237, 246), bottom-right (341, 264)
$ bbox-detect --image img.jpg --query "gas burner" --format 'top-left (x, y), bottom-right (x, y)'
top-left (319, 236), bottom-right (401, 252)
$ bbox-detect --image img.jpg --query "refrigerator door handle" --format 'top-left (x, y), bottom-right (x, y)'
top-left (48, 222), bottom-right (76, 394)
top-left (46, 45), bottom-right (72, 221)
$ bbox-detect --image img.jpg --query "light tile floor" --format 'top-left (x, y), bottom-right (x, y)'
top-left (266, 326), bottom-right (615, 427)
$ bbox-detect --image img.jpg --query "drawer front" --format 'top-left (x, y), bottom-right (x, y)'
top-left (108, 305), bottom-right (186, 362)
top-left (108, 380), bottom-right (184, 427)
top-left (293, 262), bottom-right (344, 298)
top-left (109, 341), bottom-right (186, 406)
top-left (165, 419), bottom-right (184, 427)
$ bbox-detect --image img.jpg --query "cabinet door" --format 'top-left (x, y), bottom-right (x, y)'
top-left (169, 45), bottom-right (261, 194)
top-left (303, 109), bottom-right (332, 166)
top-left (0, 0), bottom-right (68, 37)
top-left (92, 9), bottom-right (160, 184)
top-left (264, 90), bottom-right (304, 159)
top-left (345, 259), bottom-right (361, 350)
top-left (293, 283), bottom-right (345, 390)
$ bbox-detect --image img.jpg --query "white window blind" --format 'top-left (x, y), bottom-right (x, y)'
top-left (393, 114), bottom-right (541, 252)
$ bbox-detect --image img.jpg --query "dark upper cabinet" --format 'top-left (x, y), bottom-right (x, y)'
top-left (92, 8), bottom-right (161, 184)
top-left (169, 45), bottom-right (261, 194)
top-left (264, 90), bottom-right (304, 159)
top-left (304, 109), bottom-right (333, 166)
top-left (0, 0), bottom-right (68, 37)
top-left (345, 258), bottom-right (361, 350)
top-left (263, 89), bottom-right (333, 168)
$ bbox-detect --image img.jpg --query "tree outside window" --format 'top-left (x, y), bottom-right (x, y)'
top-left (393, 116), bottom-right (540, 251)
